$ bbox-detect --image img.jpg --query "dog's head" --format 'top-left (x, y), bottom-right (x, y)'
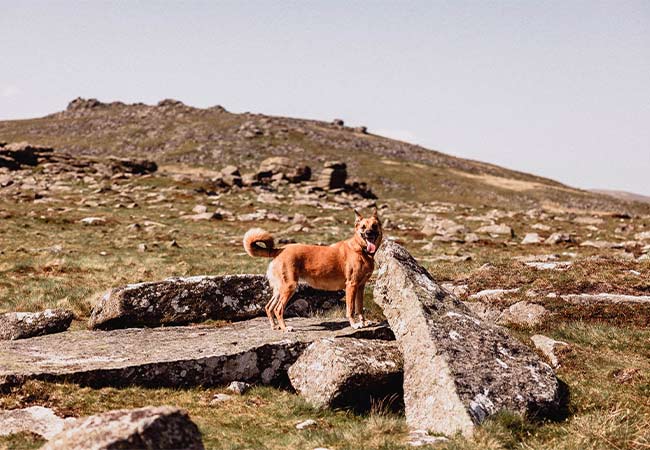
top-left (354, 208), bottom-right (383, 255)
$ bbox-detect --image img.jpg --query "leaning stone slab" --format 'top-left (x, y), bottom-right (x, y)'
top-left (42, 406), bottom-right (203, 450)
top-left (0, 406), bottom-right (74, 440)
top-left (373, 241), bottom-right (563, 437)
top-left (0, 309), bottom-right (73, 340)
top-left (288, 337), bottom-right (402, 409)
top-left (0, 317), bottom-right (392, 390)
top-left (89, 274), bottom-right (343, 330)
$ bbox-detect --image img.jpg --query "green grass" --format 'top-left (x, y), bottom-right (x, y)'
top-left (1, 164), bottom-right (649, 449)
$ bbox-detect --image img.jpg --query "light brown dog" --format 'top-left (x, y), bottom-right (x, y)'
top-left (243, 209), bottom-right (383, 331)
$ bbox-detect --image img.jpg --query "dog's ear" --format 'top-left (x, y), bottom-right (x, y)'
top-left (372, 207), bottom-right (379, 218)
top-left (354, 209), bottom-right (363, 223)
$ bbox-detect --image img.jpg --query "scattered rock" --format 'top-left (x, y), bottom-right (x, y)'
top-left (561, 293), bottom-right (650, 305)
top-left (0, 317), bottom-right (393, 390)
top-left (0, 406), bottom-right (74, 440)
top-left (634, 231), bottom-right (650, 241)
top-left (580, 240), bottom-right (623, 249)
top-left (289, 338), bottom-right (402, 409)
top-left (192, 204), bottom-right (208, 214)
top-left (573, 216), bottom-right (604, 225)
top-left (475, 224), bottom-right (514, 237)
top-left (373, 241), bottom-right (564, 436)
top-left (88, 275), bottom-right (344, 330)
top-left (611, 367), bottom-right (640, 384)
top-left (295, 419), bottom-right (317, 430)
top-left (407, 430), bottom-right (449, 447)
top-left (226, 381), bottom-right (251, 395)
top-left (469, 288), bottom-right (519, 302)
top-left (210, 394), bottom-right (233, 404)
top-left (521, 233), bottom-right (543, 245)
top-left (524, 261), bottom-right (573, 271)
top-left (79, 217), bottom-right (106, 226)
top-left (530, 335), bottom-right (569, 368)
top-left (181, 212), bottom-right (223, 221)
top-left (0, 309), bottom-right (73, 340)
top-left (498, 302), bottom-right (549, 328)
top-left (545, 232), bottom-right (573, 245)
top-left (42, 406), bottom-right (204, 450)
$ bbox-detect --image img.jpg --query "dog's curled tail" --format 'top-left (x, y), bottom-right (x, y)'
top-left (243, 228), bottom-right (281, 258)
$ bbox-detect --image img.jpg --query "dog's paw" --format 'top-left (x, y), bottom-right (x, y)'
top-left (363, 320), bottom-right (377, 327)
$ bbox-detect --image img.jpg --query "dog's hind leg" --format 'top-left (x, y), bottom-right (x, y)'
top-left (265, 291), bottom-right (280, 329)
top-left (274, 282), bottom-right (297, 332)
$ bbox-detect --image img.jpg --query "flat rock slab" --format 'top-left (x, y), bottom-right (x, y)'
top-left (0, 406), bottom-right (74, 440)
top-left (0, 317), bottom-right (392, 390)
top-left (373, 241), bottom-right (564, 437)
top-left (289, 337), bottom-right (403, 410)
top-left (89, 274), bottom-right (344, 330)
top-left (42, 406), bottom-right (203, 450)
top-left (0, 309), bottom-right (73, 340)
top-left (561, 293), bottom-right (650, 304)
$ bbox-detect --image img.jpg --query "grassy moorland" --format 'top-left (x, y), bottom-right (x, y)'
top-left (1, 100), bottom-right (649, 449)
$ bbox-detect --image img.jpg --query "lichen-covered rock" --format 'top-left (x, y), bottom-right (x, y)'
top-left (288, 338), bottom-right (402, 409)
top-left (42, 406), bottom-right (203, 450)
top-left (89, 274), bottom-right (343, 330)
top-left (497, 301), bottom-right (549, 327)
top-left (0, 406), bottom-right (74, 440)
top-left (257, 156), bottom-right (311, 183)
top-left (373, 241), bottom-right (564, 437)
top-left (0, 309), bottom-right (73, 340)
top-left (0, 317), bottom-right (393, 390)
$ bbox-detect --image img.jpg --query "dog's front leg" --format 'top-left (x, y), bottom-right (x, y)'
top-left (345, 283), bottom-right (362, 329)
top-left (354, 283), bottom-right (366, 326)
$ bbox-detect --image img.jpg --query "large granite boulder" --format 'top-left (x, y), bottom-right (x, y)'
top-left (0, 317), bottom-right (392, 390)
top-left (42, 406), bottom-right (203, 450)
top-left (0, 406), bottom-right (74, 440)
top-left (0, 309), bottom-right (73, 340)
top-left (288, 337), bottom-right (402, 410)
top-left (373, 241), bottom-right (564, 437)
top-left (89, 274), bottom-right (343, 330)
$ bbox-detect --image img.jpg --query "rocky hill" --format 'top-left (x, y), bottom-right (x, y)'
top-left (1, 97), bottom-right (647, 213)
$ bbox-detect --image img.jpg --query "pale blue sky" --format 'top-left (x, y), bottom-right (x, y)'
top-left (1, 1), bottom-right (649, 194)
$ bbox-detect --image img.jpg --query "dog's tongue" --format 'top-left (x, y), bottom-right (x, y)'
top-left (366, 241), bottom-right (377, 254)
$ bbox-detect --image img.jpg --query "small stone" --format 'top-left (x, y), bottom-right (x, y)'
top-left (79, 216), bottom-right (106, 226)
top-left (167, 240), bottom-right (180, 248)
top-left (475, 224), bottom-right (514, 237)
top-left (295, 419), bottom-right (317, 430)
top-left (192, 204), bottom-right (208, 214)
top-left (545, 232), bottom-right (573, 245)
top-left (498, 302), bottom-right (549, 328)
top-left (137, 243), bottom-right (147, 252)
top-left (226, 381), bottom-right (251, 395)
top-left (210, 393), bottom-right (233, 404)
top-left (521, 233), bottom-right (543, 245)
top-left (531, 335), bottom-right (569, 368)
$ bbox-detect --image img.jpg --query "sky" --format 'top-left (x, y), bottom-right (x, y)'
top-left (1, 1), bottom-right (649, 194)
